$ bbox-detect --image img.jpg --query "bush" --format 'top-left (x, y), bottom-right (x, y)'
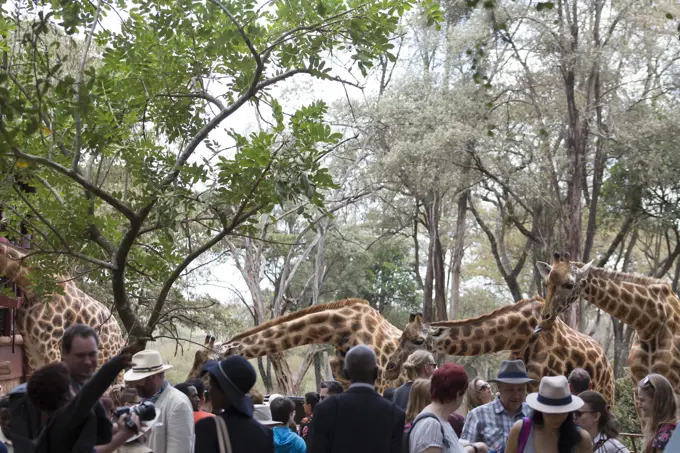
top-left (614, 373), bottom-right (641, 451)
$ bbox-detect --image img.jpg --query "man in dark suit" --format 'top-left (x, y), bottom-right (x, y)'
top-left (308, 344), bottom-right (405, 453)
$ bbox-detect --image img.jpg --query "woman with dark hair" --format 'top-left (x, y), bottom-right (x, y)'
top-left (575, 391), bottom-right (629, 453)
top-left (194, 356), bottom-right (274, 453)
top-left (505, 376), bottom-right (591, 453)
top-left (298, 392), bottom-right (319, 444)
top-left (406, 363), bottom-right (488, 453)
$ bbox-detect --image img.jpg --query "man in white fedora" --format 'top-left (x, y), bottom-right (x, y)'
top-left (461, 360), bottom-right (537, 452)
top-left (124, 350), bottom-right (194, 453)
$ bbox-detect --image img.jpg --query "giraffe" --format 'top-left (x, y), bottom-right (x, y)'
top-left (187, 298), bottom-right (409, 393)
top-left (535, 252), bottom-right (680, 400)
top-left (0, 240), bottom-right (126, 374)
top-left (384, 296), bottom-right (615, 404)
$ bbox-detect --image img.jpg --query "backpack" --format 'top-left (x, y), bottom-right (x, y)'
top-left (497, 417), bottom-right (532, 453)
top-left (402, 413), bottom-right (451, 453)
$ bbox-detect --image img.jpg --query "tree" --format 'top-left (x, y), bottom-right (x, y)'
top-left (0, 0), bottom-right (420, 343)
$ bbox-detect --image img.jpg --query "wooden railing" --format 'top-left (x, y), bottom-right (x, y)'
top-left (620, 433), bottom-right (644, 453)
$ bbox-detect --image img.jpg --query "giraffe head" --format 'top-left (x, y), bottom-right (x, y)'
top-left (187, 334), bottom-right (218, 380)
top-left (535, 252), bottom-right (594, 333)
top-left (384, 312), bottom-right (435, 381)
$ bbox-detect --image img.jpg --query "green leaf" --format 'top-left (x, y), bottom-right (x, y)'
top-left (536, 2), bottom-right (554, 11)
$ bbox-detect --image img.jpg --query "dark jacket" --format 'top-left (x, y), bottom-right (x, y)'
top-left (9, 378), bottom-right (113, 453)
top-left (392, 382), bottom-right (413, 411)
top-left (32, 356), bottom-right (126, 453)
top-left (308, 385), bottom-right (405, 453)
top-left (194, 406), bottom-right (274, 453)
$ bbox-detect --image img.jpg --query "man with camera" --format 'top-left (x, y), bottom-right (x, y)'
top-left (124, 350), bottom-right (194, 453)
top-left (28, 343), bottom-right (144, 453)
top-left (9, 324), bottom-right (119, 453)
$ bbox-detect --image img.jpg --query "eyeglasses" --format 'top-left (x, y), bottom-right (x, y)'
top-left (426, 363), bottom-right (438, 369)
top-left (477, 382), bottom-right (490, 392)
top-left (573, 410), bottom-right (596, 418)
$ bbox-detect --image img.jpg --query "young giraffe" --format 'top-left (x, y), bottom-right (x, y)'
top-left (187, 299), bottom-right (409, 392)
top-left (0, 240), bottom-right (125, 374)
top-left (536, 252), bottom-right (680, 399)
top-left (384, 296), bottom-right (615, 404)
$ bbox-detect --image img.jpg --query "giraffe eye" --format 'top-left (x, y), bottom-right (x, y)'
top-left (413, 338), bottom-right (425, 345)
top-left (563, 282), bottom-right (575, 290)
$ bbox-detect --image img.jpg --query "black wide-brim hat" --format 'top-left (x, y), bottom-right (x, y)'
top-left (201, 356), bottom-right (256, 417)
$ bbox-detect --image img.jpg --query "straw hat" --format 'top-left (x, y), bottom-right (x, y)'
top-left (123, 350), bottom-right (173, 382)
top-left (526, 376), bottom-right (584, 414)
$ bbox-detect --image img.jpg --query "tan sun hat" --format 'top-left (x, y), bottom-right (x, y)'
top-left (123, 350), bottom-right (173, 382)
top-left (526, 376), bottom-right (584, 414)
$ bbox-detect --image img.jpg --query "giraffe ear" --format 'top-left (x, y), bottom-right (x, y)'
top-left (575, 260), bottom-right (595, 280)
top-left (208, 335), bottom-right (216, 348)
top-left (408, 313), bottom-right (416, 322)
top-left (536, 261), bottom-right (552, 279)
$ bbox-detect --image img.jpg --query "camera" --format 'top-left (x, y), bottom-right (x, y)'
top-left (114, 401), bottom-right (157, 433)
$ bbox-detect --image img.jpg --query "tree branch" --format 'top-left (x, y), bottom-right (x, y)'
top-left (157, 92), bottom-right (226, 111)
top-left (3, 139), bottom-right (136, 220)
top-left (72, 0), bottom-right (103, 172)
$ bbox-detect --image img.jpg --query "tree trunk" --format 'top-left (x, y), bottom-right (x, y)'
top-left (449, 192), bottom-right (467, 320)
top-left (314, 350), bottom-right (323, 390)
top-left (423, 244), bottom-right (434, 323)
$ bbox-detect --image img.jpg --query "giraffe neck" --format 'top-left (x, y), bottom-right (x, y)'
top-left (233, 300), bottom-right (401, 360)
top-left (579, 266), bottom-right (670, 337)
top-left (430, 298), bottom-right (542, 356)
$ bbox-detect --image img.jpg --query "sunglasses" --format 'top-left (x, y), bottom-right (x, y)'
top-left (426, 363), bottom-right (438, 369)
top-left (573, 410), bottom-right (596, 418)
top-left (477, 382), bottom-right (490, 391)
top-left (640, 375), bottom-right (653, 389)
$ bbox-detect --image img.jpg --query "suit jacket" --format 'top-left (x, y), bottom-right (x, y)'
top-left (145, 385), bottom-right (194, 453)
top-left (308, 384), bottom-right (405, 453)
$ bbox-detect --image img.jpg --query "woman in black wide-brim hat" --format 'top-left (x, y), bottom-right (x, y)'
top-left (194, 357), bottom-right (274, 453)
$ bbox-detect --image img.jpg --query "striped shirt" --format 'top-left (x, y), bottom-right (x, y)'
top-left (460, 398), bottom-right (532, 452)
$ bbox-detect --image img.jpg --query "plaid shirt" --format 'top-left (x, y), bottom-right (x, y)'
top-left (460, 398), bottom-right (533, 451)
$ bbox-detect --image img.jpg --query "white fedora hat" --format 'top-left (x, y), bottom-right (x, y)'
top-left (526, 375), bottom-right (584, 414)
top-left (123, 350), bottom-right (173, 382)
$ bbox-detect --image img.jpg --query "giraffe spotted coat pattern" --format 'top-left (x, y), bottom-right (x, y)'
top-left (384, 296), bottom-right (615, 404)
top-left (187, 299), bottom-right (408, 392)
top-left (0, 241), bottom-right (125, 373)
top-left (536, 252), bottom-right (680, 400)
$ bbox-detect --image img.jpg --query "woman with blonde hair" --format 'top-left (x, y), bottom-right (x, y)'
top-left (404, 379), bottom-right (432, 431)
top-left (637, 374), bottom-right (677, 453)
top-left (460, 377), bottom-right (494, 416)
top-left (393, 350), bottom-right (436, 410)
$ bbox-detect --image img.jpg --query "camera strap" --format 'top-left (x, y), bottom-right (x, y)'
top-left (215, 416), bottom-right (233, 453)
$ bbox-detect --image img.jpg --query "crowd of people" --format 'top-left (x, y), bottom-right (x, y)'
top-left (0, 323), bottom-right (676, 453)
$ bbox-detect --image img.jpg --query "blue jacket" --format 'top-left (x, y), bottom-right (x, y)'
top-left (273, 426), bottom-right (306, 453)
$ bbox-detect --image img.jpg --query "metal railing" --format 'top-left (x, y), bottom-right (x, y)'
top-left (620, 433), bottom-right (644, 453)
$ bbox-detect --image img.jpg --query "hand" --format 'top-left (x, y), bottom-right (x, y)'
top-left (117, 343), bottom-right (142, 367)
top-left (117, 413), bottom-right (141, 435)
top-left (473, 443), bottom-right (488, 453)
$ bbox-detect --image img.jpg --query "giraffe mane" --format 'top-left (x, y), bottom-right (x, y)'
top-left (577, 263), bottom-right (670, 286)
top-left (429, 296), bottom-right (543, 328)
top-left (230, 298), bottom-right (371, 341)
